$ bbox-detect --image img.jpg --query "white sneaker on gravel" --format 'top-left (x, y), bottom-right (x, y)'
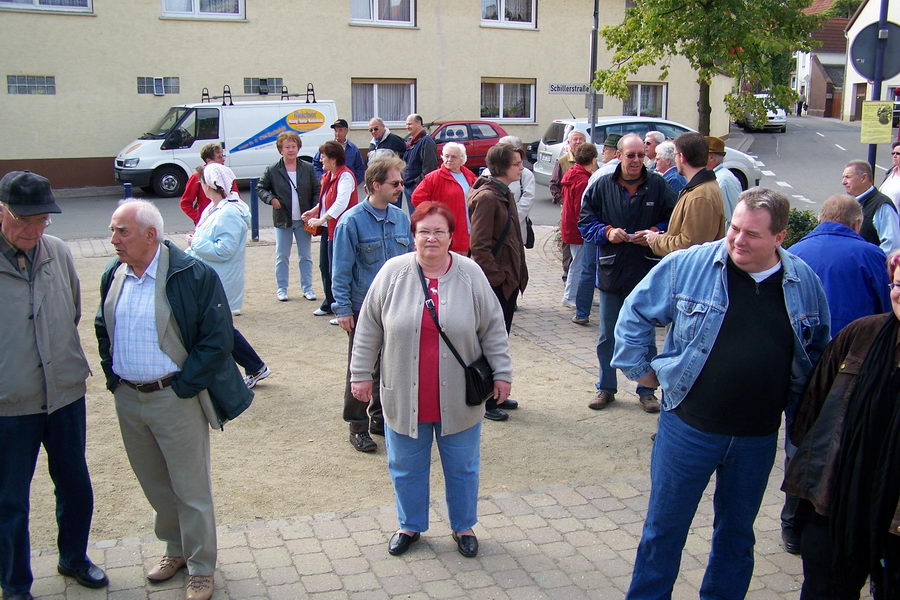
top-left (561, 299), bottom-right (576, 309)
top-left (304, 291), bottom-right (317, 301)
top-left (329, 318), bottom-right (339, 326)
top-left (243, 365), bottom-right (271, 389)
top-left (276, 289), bottom-right (288, 302)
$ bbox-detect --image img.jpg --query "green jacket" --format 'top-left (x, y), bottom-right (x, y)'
top-left (95, 241), bottom-right (252, 427)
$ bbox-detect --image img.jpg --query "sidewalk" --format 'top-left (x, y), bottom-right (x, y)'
top-left (33, 226), bottom-right (830, 599)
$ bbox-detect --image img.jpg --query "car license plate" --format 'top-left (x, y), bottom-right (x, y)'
top-left (539, 152), bottom-right (552, 163)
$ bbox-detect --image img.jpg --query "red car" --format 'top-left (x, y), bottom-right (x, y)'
top-left (429, 120), bottom-right (508, 171)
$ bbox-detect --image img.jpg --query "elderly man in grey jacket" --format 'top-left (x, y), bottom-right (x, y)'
top-left (0, 171), bottom-right (108, 600)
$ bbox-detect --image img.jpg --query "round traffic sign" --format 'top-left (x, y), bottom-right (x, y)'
top-left (850, 21), bottom-right (900, 81)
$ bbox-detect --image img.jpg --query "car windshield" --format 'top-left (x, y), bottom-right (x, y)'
top-left (140, 107), bottom-right (190, 140)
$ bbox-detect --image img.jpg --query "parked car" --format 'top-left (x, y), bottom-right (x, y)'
top-left (533, 116), bottom-right (762, 190)
top-left (739, 94), bottom-right (787, 133)
top-left (429, 120), bottom-right (508, 171)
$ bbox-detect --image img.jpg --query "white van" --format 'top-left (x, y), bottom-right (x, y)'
top-left (114, 95), bottom-right (338, 197)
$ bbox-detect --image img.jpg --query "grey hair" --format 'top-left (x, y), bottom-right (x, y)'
top-left (117, 199), bottom-right (164, 241)
top-left (656, 141), bottom-right (677, 162)
top-left (441, 141), bottom-right (467, 162)
top-left (845, 159), bottom-right (872, 181)
top-left (368, 117), bottom-right (385, 126)
top-left (645, 131), bottom-right (665, 145)
top-left (617, 133), bottom-right (643, 151)
top-left (567, 129), bottom-right (587, 142)
top-left (498, 135), bottom-right (522, 147)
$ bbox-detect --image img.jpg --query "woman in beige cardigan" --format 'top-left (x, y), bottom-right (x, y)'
top-left (350, 201), bottom-right (512, 559)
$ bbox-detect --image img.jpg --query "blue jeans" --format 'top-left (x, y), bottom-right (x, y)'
top-left (385, 422), bottom-right (481, 533)
top-left (562, 243), bottom-right (583, 303)
top-left (627, 410), bottom-right (777, 599)
top-left (232, 328), bottom-right (264, 376)
top-left (0, 398), bottom-right (93, 595)
top-left (597, 290), bottom-right (656, 394)
top-left (402, 185), bottom-right (416, 214)
top-left (574, 241), bottom-right (598, 319)
top-left (274, 220), bottom-right (313, 294)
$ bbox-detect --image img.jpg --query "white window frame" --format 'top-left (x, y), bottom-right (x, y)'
top-left (624, 82), bottom-right (668, 118)
top-left (481, 0), bottom-right (536, 29)
top-left (160, 0), bottom-right (244, 20)
top-left (7, 75), bottom-right (56, 95)
top-left (350, 0), bottom-right (415, 27)
top-left (137, 76), bottom-right (180, 95)
top-left (350, 79), bottom-right (416, 128)
top-left (480, 78), bottom-right (536, 123)
top-left (0, 0), bottom-right (92, 12)
top-left (243, 77), bottom-right (283, 95)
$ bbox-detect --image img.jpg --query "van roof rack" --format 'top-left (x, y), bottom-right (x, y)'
top-left (200, 83), bottom-right (318, 105)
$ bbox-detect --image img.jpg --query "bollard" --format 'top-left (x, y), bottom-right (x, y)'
top-left (122, 182), bottom-right (132, 199)
top-left (250, 178), bottom-right (259, 242)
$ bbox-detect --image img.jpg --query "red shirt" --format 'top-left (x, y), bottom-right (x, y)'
top-left (417, 276), bottom-right (442, 422)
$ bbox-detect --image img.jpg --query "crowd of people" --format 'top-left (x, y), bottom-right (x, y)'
top-left (1, 118), bottom-right (899, 600)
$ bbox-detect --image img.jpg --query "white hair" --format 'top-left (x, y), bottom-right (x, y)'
top-left (655, 141), bottom-right (677, 163)
top-left (567, 129), bottom-right (586, 143)
top-left (117, 199), bottom-right (164, 241)
top-left (442, 141), bottom-right (467, 162)
top-left (498, 135), bottom-right (522, 147)
top-left (645, 131), bottom-right (665, 145)
top-left (368, 117), bottom-right (385, 126)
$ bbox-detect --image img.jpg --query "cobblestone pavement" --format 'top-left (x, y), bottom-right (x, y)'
top-left (30, 226), bottom-right (850, 599)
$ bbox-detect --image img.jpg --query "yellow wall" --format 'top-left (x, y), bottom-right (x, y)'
top-left (0, 0), bottom-right (732, 166)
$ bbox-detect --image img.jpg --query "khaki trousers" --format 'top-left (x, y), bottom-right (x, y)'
top-left (114, 384), bottom-right (216, 575)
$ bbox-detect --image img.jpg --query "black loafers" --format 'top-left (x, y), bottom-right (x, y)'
top-left (496, 399), bottom-right (518, 410)
top-left (781, 528), bottom-right (801, 555)
top-left (388, 531), bottom-right (420, 556)
top-left (452, 531), bottom-right (478, 557)
top-left (483, 408), bottom-right (509, 421)
top-left (57, 561), bottom-right (109, 589)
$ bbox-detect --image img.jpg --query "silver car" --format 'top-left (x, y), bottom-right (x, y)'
top-left (533, 116), bottom-right (761, 190)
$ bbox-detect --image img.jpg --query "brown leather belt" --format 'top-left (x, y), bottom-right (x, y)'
top-left (121, 375), bottom-right (175, 393)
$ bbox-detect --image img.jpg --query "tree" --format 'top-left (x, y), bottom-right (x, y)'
top-left (592, 0), bottom-right (823, 134)
top-left (825, 0), bottom-right (863, 18)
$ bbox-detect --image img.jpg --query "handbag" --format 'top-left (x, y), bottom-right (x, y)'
top-left (416, 264), bottom-right (494, 406)
top-left (524, 217), bottom-right (535, 249)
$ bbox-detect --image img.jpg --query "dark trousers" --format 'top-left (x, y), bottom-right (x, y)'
top-left (781, 455), bottom-right (801, 535)
top-left (0, 398), bottom-right (93, 595)
top-left (318, 238), bottom-right (335, 313)
top-left (489, 285), bottom-right (518, 410)
top-left (343, 311), bottom-right (383, 433)
top-left (562, 243), bottom-right (573, 279)
top-left (797, 501), bottom-right (898, 599)
top-left (232, 328), bottom-right (264, 376)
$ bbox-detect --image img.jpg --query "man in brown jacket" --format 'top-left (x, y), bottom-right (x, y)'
top-left (641, 132), bottom-right (725, 255)
top-left (468, 142), bottom-right (528, 421)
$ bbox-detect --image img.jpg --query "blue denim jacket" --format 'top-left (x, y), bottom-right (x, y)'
top-left (331, 199), bottom-right (412, 317)
top-left (611, 239), bottom-right (831, 415)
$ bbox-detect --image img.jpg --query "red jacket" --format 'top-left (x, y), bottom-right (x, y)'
top-left (319, 165), bottom-right (358, 241)
top-left (560, 163), bottom-right (591, 244)
top-left (180, 172), bottom-right (239, 225)
top-left (411, 164), bottom-right (476, 254)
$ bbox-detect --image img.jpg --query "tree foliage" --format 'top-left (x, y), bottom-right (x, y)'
top-left (824, 0), bottom-right (863, 18)
top-left (592, 0), bottom-right (824, 134)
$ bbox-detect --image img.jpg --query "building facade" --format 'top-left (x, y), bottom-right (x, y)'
top-left (843, 0), bottom-right (900, 122)
top-left (1, 0), bottom-right (733, 188)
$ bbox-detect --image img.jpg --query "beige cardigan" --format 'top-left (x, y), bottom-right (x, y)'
top-left (350, 252), bottom-right (512, 438)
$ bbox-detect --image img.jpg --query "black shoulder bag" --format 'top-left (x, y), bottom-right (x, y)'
top-left (416, 264), bottom-right (494, 406)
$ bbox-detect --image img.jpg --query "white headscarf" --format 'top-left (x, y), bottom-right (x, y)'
top-left (202, 163), bottom-right (236, 197)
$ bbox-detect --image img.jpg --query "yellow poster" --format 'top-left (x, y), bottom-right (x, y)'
top-left (860, 101), bottom-right (894, 144)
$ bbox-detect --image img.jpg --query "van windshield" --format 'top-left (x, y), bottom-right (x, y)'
top-left (140, 107), bottom-right (190, 139)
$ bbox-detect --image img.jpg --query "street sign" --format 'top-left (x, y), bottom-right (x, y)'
top-left (549, 83), bottom-right (591, 94)
top-left (860, 101), bottom-right (895, 143)
top-left (850, 21), bottom-right (900, 81)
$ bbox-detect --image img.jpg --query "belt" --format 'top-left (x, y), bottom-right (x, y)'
top-left (120, 375), bottom-right (176, 393)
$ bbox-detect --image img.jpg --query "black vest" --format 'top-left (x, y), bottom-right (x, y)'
top-left (858, 187), bottom-right (896, 246)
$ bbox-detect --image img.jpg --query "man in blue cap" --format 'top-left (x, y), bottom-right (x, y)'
top-left (0, 171), bottom-right (108, 600)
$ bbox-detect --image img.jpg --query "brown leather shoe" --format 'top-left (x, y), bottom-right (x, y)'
top-left (185, 574), bottom-right (213, 600)
top-left (639, 393), bottom-right (661, 413)
top-left (146, 556), bottom-right (186, 582)
top-left (589, 391), bottom-right (616, 410)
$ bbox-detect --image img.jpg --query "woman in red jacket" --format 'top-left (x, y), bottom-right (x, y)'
top-left (560, 143), bottom-right (597, 307)
top-left (411, 142), bottom-right (476, 254)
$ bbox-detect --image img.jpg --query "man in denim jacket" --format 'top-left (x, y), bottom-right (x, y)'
top-left (332, 155), bottom-right (412, 452)
top-left (612, 189), bottom-right (830, 599)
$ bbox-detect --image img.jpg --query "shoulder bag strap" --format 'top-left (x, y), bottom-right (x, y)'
top-left (490, 187), bottom-right (514, 256)
top-left (416, 263), bottom-right (468, 370)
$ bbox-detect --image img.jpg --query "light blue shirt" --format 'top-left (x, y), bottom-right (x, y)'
top-left (856, 186), bottom-right (900, 255)
top-left (713, 164), bottom-right (741, 227)
top-left (112, 245), bottom-right (180, 382)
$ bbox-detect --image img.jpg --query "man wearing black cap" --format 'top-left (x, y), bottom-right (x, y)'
top-left (313, 118), bottom-right (366, 184)
top-left (0, 171), bottom-right (108, 599)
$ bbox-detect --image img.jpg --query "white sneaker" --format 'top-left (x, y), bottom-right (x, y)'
top-left (303, 291), bottom-right (317, 301)
top-left (561, 299), bottom-right (576, 309)
top-left (231, 309), bottom-right (241, 316)
top-left (243, 365), bottom-right (271, 389)
top-left (276, 289), bottom-right (288, 302)
top-left (329, 318), bottom-right (339, 326)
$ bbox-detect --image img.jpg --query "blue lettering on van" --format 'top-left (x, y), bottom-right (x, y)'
top-left (231, 108), bottom-right (327, 153)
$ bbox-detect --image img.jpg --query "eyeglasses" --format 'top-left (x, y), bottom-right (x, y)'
top-left (368, 127), bottom-right (381, 132)
top-left (384, 179), bottom-right (403, 188)
top-left (415, 229), bottom-right (450, 239)
top-left (623, 152), bottom-right (646, 160)
top-left (889, 282), bottom-right (900, 291)
top-left (892, 152), bottom-right (900, 156)
top-left (2, 204), bottom-right (51, 229)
